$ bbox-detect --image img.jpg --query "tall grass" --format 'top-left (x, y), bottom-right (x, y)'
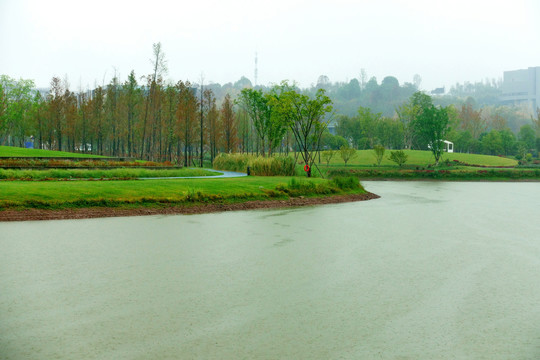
top-left (272, 176), bottom-right (364, 197)
top-left (213, 153), bottom-right (296, 176)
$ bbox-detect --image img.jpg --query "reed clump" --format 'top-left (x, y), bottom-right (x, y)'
top-left (213, 153), bottom-right (296, 176)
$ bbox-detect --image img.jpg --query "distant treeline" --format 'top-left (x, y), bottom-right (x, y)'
top-left (1, 47), bottom-right (539, 162)
top-left (0, 73), bottom-right (246, 164)
top-left (331, 101), bottom-right (539, 160)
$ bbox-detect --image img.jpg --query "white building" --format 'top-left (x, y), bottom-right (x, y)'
top-left (500, 66), bottom-right (540, 115)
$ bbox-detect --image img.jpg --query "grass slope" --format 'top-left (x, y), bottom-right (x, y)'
top-left (0, 176), bottom-right (353, 210)
top-left (0, 145), bottom-right (106, 158)
top-left (323, 150), bottom-right (517, 167)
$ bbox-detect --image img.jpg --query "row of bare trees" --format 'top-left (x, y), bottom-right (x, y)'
top-left (1, 72), bottom-right (243, 165)
top-left (1, 42), bottom-right (251, 164)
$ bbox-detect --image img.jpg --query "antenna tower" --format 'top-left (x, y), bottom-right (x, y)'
top-left (254, 52), bottom-right (258, 86)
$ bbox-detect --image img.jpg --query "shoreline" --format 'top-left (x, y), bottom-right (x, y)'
top-left (0, 192), bottom-right (380, 222)
top-left (358, 178), bottom-right (540, 182)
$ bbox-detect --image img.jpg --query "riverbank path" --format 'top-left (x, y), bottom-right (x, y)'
top-left (139, 168), bottom-right (247, 180)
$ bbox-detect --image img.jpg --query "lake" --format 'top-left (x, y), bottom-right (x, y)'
top-left (1, 181), bottom-right (539, 359)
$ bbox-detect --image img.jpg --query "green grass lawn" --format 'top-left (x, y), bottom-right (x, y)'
top-left (0, 176), bottom-right (341, 209)
top-left (320, 150), bottom-right (517, 167)
top-left (0, 145), bottom-right (106, 158)
top-left (312, 150), bottom-right (538, 181)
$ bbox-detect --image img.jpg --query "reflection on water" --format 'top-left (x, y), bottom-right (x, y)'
top-left (1, 181), bottom-right (539, 359)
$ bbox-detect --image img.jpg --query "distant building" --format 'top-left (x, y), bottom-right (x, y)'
top-left (327, 120), bottom-right (338, 135)
top-left (430, 87), bottom-right (445, 95)
top-left (500, 66), bottom-right (540, 115)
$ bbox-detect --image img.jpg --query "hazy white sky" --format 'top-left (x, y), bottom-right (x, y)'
top-left (1, 0), bottom-right (539, 91)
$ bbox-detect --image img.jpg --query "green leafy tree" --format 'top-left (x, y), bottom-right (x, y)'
top-left (340, 145), bottom-right (357, 166)
top-left (454, 130), bottom-right (475, 153)
top-left (396, 94), bottom-right (424, 150)
top-left (376, 117), bottom-right (403, 149)
top-left (388, 150), bottom-right (408, 167)
top-left (332, 135), bottom-right (349, 150)
top-left (515, 141), bottom-right (528, 161)
top-left (481, 130), bottom-right (503, 155)
top-left (0, 80), bottom-right (5, 134)
top-left (336, 114), bottom-right (361, 148)
top-left (321, 131), bottom-right (348, 150)
top-left (373, 144), bottom-right (385, 166)
top-left (322, 150), bottom-right (336, 166)
top-left (270, 82), bottom-right (333, 176)
top-left (518, 124), bottom-right (536, 150)
top-left (499, 129), bottom-right (516, 156)
top-left (238, 88), bottom-right (278, 156)
top-left (410, 92), bottom-right (449, 165)
top-left (0, 75), bottom-right (36, 146)
top-left (336, 78), bottom-right (361, 100)
top-left (357, 106), bottom-right (382, 148)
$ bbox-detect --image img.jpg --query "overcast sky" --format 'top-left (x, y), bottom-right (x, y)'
top-left (1, 0), bottom-right (539, 91)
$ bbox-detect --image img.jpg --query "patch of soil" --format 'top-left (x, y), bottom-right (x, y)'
top-left (0, 192), bottom-right (380, 222)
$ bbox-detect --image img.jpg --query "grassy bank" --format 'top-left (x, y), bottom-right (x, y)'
top-left (327, 167), bottom-right (540, 181)
top-left (320, 150), bottom-right (518, 167)
top-left (0, 168), bottom-right (217, 180)
top-left (0, 176), bottom-right (366, 211)
top-left (311, 149), bottom-right (538, 180)
top-left (0, 158), bottom-right (178, 168)
top-left (0, 145), bottom-right (106, 158)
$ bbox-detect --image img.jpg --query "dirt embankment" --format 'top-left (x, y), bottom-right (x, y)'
top-left (0, 192), bottom-right (379, 222)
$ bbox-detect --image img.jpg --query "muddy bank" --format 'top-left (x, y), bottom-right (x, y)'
top-left (0, 192), bottom-right (379, 222)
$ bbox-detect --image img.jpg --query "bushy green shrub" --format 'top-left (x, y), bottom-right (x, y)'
top-left (373, 145), bottom-right (385, 166)
top-left (330, 176), bottom-right (362, 190)
top-left (388, 150), bottom-right (408, 167)
top-left (272, 177), bottom-right (343, 196)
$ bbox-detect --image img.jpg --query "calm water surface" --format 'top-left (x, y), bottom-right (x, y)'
top-left (1, 181), bottom-right (539, 359)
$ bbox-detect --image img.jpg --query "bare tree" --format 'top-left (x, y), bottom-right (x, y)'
top-left (221, 93), bottom-right (237, 153)
top-left (459, 102), bottom-right (486, 139)
top-left (48, 77), bottom-right (64, 150)
top-left (199, 74), bottom-right (204, 167)
top-left (176, 81), bottom-right (199, 167)
top-left (151, 42), bottom-right (168, 82)
top-left (141, 42), bottom-right (167, 159)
